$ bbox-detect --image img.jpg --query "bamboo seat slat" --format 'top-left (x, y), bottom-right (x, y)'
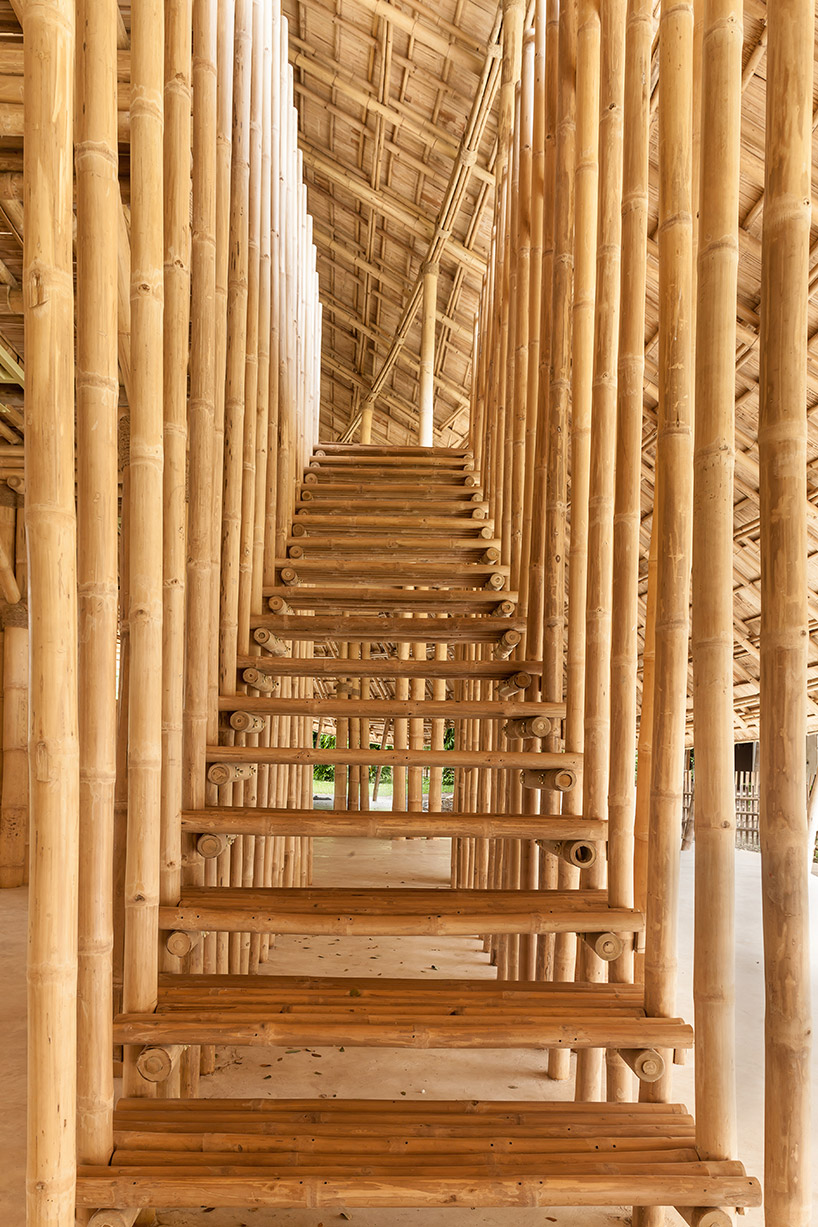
top-left (298, 485), bottom-right (484, 501)
top-left (113, 973), bottom-right (693, 1049)
top-left (75, 1098), bottom-right (761, 1209)
top-left (275, 559), bottom-right (508, 584)
top-left (159, 886), bottom-right (641, 936)
top-left (249, 613), bottom-right (523, 642)
top-left (216, 695), bottom-right (563, 718)
top-left (204, 744), bottom-right (581, 770)
top-left (264, 585), bottom-right (513, 612)
top-left (236, 655), bottom-right (543, 679)
top-left (181, 807), bottom-right (600, 839)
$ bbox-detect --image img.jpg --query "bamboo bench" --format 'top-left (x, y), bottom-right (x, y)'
top-left (76, 1098), bottom-right (762, 1211)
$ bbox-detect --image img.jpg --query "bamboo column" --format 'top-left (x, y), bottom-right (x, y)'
top-left (208, 0), bottom-right (234, 776)
top-left (219, 0), bottom-right (253, 699)
top-left (521, 0), bottom-right (555, 664)
top-left (575, 0), bottom-right (626, 1103)
top-left (0, 615), bottom-right (27, 889)
top-left (24, 0), bottom-right (79, 1216)
top-left (691, 0), bottom-right (741, 1167)
top-left (122, 0), bottom-right (165, 1096)
top-left (606, 0), bottom-right (652, 1104)
top-left (76, 0), bottom-right (118, 1163)
top-left (184, 0), bottom-right (218, 817)
top-left (237, 0), bottom-right (263, 660)
top-left (186, 0), bottom-right (219, 1078)
top-left (418, 263), bottom-right (438, 447)
top-left (548, 0), bottom-right (597, 1081)
top-left (537, 0), bottom-right (573, 984)
top-left (640, 0), bottom-right (694, 1142)
top-left (758, 2), bottom-right (814, 1222)
top-left (161, 0), bottom-right (193, 1008)
top-left (509, 31), bottom-right (534, 601)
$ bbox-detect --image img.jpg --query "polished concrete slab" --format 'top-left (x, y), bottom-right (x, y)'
top-left (1, 841), bottom-right (816, 1226)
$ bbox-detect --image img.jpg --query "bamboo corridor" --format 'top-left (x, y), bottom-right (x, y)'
top-left (1, 0), bottom-right (814, 1224)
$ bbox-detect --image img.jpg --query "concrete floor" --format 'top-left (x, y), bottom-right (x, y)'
top-left (1, 841), bottom-right (816, 1227)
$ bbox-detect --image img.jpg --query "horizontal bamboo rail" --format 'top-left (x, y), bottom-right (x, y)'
top-left (235, 655), bottom-right (543, 679)
top-left (216, 696), bottom-right (564, 719)
top-left (160, 886), bottom-right (643, 936)
top-left (182, 807), bottom-right (605, 840)
top-left (206, 745), bottom-right (582, 771)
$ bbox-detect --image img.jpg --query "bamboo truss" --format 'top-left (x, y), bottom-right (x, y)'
top-left (12, 0), bottom-right (812, 1222)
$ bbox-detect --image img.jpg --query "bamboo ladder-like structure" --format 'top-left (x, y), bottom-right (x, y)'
top-left (11, 0), bottom-right (815, 1225)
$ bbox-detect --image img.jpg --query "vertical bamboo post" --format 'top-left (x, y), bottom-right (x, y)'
top-left (537, 0), bottom-right (573, 984)
top-left (641, 0), bottom-right (694, 1125)
top-left (575, 0), bottom-right (626, 1103)
top-left (162, 0), bottom-right (193, 979)
top-left (510, 32), bottom-right (534, 601)
top-left (263, 3), bottom-right (281, 593)
top-left (548, 0), bottom-right (597, 1082)
top-left (418, 263), bottom-right (438, 447)
top-left (184, 0), bottom-right (218, 816)
top-left (758, 2), bottom-right (814, 1222)
top-left (237, 0), bottom-right (263, 659)
top-left (0, 618), bottom-right (27, 889)
top-left (76, 0), bottom-right (118, 1163)
top-left (23, 0), bottom-right (79, 1216)
top-left (122, 0), bottom-right (165, 1097)
top-left (219, 0), bottom-right (253, 696)
top-left (606, 0), bottom-right (652, 1103)
top-left (521, 0), bottom-right (555, 665)
top-left (691, 0), bottom-right (742, 1165)
top-left (209, 0), bottom-right (234, 767)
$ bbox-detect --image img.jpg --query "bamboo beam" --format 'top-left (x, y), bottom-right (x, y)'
top-left (76, 0), bottom-right (118, 1168)
top-left (23, 0), bottom-right (79, 1217)
top-left (122, 0), bottom-right (165, 1095)
top-left (758, 2), bottom-right (814, 1223)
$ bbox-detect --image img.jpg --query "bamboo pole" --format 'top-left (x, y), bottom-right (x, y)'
top-left (0, 617), bottom-right (26, 889)
top-left (521, 0), bottom-right (555, 665)
top-left (23, 0), bottom-right (79, 1216)
top-left (184, 0), bottom-right (218, 816)
top-left (122, 0), bottom-right (165, 1096)
top-left (606, 0), bottom-right (651, 1104)
top-left (536, 0), bottom-right (572, 984)
top-left (640, 0), bottom-right (694, 1145)
top-left (418, 263), bottom-right (438, 447)
top-left (161, 0), bottom-right (193, 948)
top-left (691, 0), bottom-right (741, 1168)
top-left (575, 0), bottom-right (626, 1103)
top-left (758, 2), bottom-right (814, 1222)
top-left (76, 0), bottom-right (118, 1165)
top-left (548, 0), bottom-right (597, 1082)
top-left (219, 0), bottom-right (253, 695)
top-left (208, 0), bottom-right (234, 773)
top-left (237, 0), bottom-right (263, 659)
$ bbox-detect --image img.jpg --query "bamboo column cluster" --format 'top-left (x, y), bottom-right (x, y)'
top-left (23, 0), bottom-right (323, 1216)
